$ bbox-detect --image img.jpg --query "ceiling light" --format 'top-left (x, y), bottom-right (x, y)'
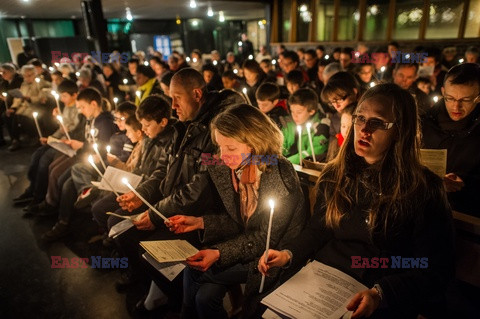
top-left (207, 7), bottom-right (213, 17)
top-left (219, 11), bottom-right (225, 22)
top-left (190, 0), bottom-right (197, 9)
top-left (192, 20), bottom-right (198, 26)
top-left (299, 5), bottom-right (308, 12)
top-left (126, 7), bottom-right (133, 21)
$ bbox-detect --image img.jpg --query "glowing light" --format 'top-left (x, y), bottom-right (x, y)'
top-left (54, 62), bottom-right (60, 67)
top-left (121, 177), bottom-right (128, 185)
top-left (126, 7), bottom-right (133, 21)
top-left (459, 58), bottom-right (464, 63)
top-left (299, 4), bottom-right (308, 12)
top-left (56, 115), bottom-right (63, 123)
top-left (113, 97), bottom-right (118, 104)
top-left (33, 111), bottom-right (38, 118)
top-left (189, 0), bottom-right (197, 9)
top-left (75, 72), bottom-right (80, 77)
top-left (238, 41), bottom-right (243, 47)
top-left (213, 60), bottom-right (218, 66)
top-left (433, 96), bottom-right (439, 103)
top-left (192, 58), bottom-right (197, 63)
top-left (248, 55), bottom-right (253, 60)
top-left (106, 145), bottom-right (111, 153)
top-left (369, 82), bottom-right (376, 88)
top-left (272, 59), bottom-right (277, 65)
top-left (88, 155), bottom-right (94, 164)
top-left (35, 77), bottom-right (40, 83)
top-left (2, 92), bottom-right (7, 97)
top-left (233, 69), bottom-right (238, 74)
top-left (48, 67), bottom-right (54, 72)
top-left (136, 91), bottom-right (141, 98)
top-left (324, 55), bottom-right (329, 60)
top-left (123, 78), bottom-right (128, 84)
top-left (219, 11), bottom-right (225, 22)
top-left (186, 57), bottom-right (191, 63)
top-left (380, 66), bottom-right (386, 72)
top-left (191, 20), bottom-right (198, 27)
top-left (242, 88), bottom-right (247, 94)
top-left (207, 7), bottom-right (213, 17)
top-left (269, 199), bottom-right (275, 210)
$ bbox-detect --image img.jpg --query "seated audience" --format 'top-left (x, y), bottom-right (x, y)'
top-left (255, 82), bottom-right (288, 129)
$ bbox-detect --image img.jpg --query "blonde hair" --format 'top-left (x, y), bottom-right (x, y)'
top-left (211, 104), bottom-right (283, 171)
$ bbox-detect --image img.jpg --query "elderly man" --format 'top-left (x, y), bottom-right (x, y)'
top-left (422, 63), bottom-right (480, 217)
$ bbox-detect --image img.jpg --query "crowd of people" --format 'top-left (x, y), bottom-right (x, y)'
top-left (1, 39), bottom-right (479, 318)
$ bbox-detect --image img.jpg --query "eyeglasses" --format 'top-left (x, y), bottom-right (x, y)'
top-left (443, 94), bottom-right (479, 106)
top-left (114, 116), bottom-right (126, 122)
top-left (327, 94), bottom-right (349, 106)
top-left (352, 115), bottom-right (395, 131)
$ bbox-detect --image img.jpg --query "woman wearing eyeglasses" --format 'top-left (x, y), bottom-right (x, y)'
top-left (259, 83), bottom-right (454, 318)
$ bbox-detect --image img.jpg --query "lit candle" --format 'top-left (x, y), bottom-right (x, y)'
top-left (106, 145), bottom-right (111, 154)
top-left (369, 82), bottom-right (376, 88)
top-left (123, 78), bottom-right (128, 85)
top-left (2, 92), bottom-right (8, 109)
top-left (306, 122), bottom-right (317, 163)
top-left (35, 77), bottom-right (40, 83)
top-left (324, 55), bottom-right (329, 60)
top-left (272, 59), bottom-right (277, 65)
top-left (51, 90), bottom-right (61, 114)
top-left (380, 66), bottom-right (386, 73)
top-left (93, 143), bottom-right (107, 171)
top-left (433, 96), bottom-right (439, 103)
top-left (297, 125), bottom-right (303, 166)
top-left (136, 91), bottom-right (141, 99)
top-left (32, 112), bottom-right (43, 138)
top-left (75, 72), bottom-right (80, 77)
top-left (213, 60), bottom-right (218, 66)
top-left (48, 66), bottom-right (54, 72)
top-left (90, 128), bottom-right (96, 144)
top-left (56, 115), bottom-right (71, 141)
top-left (88, 155), bottom-right (119, 197)
top-left (259, 199), bottom-right (275, 293)
top-left (113, 97), bottom-right (118, 109)
top-left (242, 87), bottom-right (252, 105)
top-left (121, 178), bottom-right (168, 222)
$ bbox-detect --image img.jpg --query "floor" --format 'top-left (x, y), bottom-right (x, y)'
top-left (0, 142), bottom-right (479, 319)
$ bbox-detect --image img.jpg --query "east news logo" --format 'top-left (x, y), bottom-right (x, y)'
top-left (51, 256), bottom-right (128, 269)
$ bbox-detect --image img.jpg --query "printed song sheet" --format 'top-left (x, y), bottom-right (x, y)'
top-left (420, 149), bottom-right (447, 177)
top-left (47, 136), bottom-right (76, 157)
top-left (140, 240), bottom-right (199, 263)
top-left (91, 166), bottom-right (142, 193)
top-left (142, 252), bottom-right (186, 281)
top-left (262, 261), bottom-right (367, 319)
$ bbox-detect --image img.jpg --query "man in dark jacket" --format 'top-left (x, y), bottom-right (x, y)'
top-left (0, 63), bottom-right (23, 146)
top-left (422, 63), bottom-right (480, 217)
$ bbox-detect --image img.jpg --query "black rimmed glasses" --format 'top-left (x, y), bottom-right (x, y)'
top-left (352, 115), bottom-right (395, 131)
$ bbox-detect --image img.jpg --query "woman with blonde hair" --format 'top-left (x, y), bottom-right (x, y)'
top-left (152, 104), bottom-right (306, 318)
top-left (259, 83), bottom-right (454, 318)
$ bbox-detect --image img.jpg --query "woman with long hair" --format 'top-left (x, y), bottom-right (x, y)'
top-left (259, 83), bottom-right (454, 318)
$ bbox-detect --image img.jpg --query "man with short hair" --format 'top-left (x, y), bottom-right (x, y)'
top-left (393, 63), bottom-right (430, 114)
top-left (422, 63), bottom-right (480, 217)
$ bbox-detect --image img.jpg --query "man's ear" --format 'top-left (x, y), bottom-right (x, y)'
top-left (193, 88), bottom-right (203, 102)
top-left (441, 86), bottom-right (445, 96)
top-left (160, 117), bottom-right (168, 127)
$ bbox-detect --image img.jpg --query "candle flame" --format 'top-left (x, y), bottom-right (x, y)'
top-left (106, 145), bottom-right (111, 153)
top-left (113, 97), bottom-right (118, 103)
top-left (93, 143), bottom-right (98, 151)
top-left (90, 128), bottom-right (95, 137)
top-left (242, 88), bottom-right (247, 94)
top-left (88, 155), bottom-right (94, 164)
top-left (35, 78), bottom-right (40, 83)
top-left (297, 125), bottom-right (302, 133)
top-left (122, 178), bottom-right (129, 185)
top-left (269, 199), bottom-right (275, 210)
top-left (123, 79), bottom-right (128, 84)
top-left (306, 122), bottom-right (311, 130)
top-left (2, 92), bottom-right (7, 97)
top-left (33, 111), bottom-right (38, 118)
top-left (56, 115), bottom-right (63, 122)
top-left (136, 91), bottom-right (141, 98)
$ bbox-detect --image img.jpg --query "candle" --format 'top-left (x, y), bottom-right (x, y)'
top-left (93, 143), bottom-right (107, 171)
top-left (135, 90), bottom-right (142, 99)
top-left (369, 82), bottom-right (376, 88)
top-left (32, 112), bottom-right (43, 138)
top-left (2, 92), bottom-right (8, 110)
top-left (113, 97), bottom-right (118, 109)
top-left (123, 78), bottom-right (128, 85)
top-left (433, 96), bottom-right (439, 103)
top-left (90, 128), bottom-right (96, 144)
top-left (106, 145), bottom-right (111, 154)
top-left (306, 122), bottom-right (317, 163)
top-left (88, 155), bottom-right (119, 197)
top-left (259, 199), bottom-right (275, 293)
top-left (51, 90), bottom-right (61, 114)
top-left (297, 125), bottom-right (303, 166)
top-left (242, 87), bottom-right (252, 105)
top-left (56, 115), bottom-right (71, 141)
top-left (35, 77), bottom-right (40, 83)
top-left (122, 178), bottom-right (168, 222)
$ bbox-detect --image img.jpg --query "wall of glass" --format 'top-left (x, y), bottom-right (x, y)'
top-left (426, 0), bottom-right (464, 39)
top-left (315, 0), bottom-right (335, 41)
top-left (465, 0), bottom-right (480, 38)
top-left (296, 0), bottom-right (312, 42)
top-left (393, 0), bottom-right (423, 39)
top-left (364, 0), bottom-right (389, 41)
top-left (32, 20), bottom-right (75, 38)
top-left (0, 20), bottom-right (20, 62)
top-left (338, 0), bottom-right (359, 41)
top-left (282, 0), bottom-right (293, 42)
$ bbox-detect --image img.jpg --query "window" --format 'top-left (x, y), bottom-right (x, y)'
top-left (393, 0), bottom-right (423, 39)
top-left (338, 0), bottom-right (359, 41)
top-left (426, 0), bottom-right (464, 39)
top-left (296, 0), bottom-right (312, 42)
top-left (282, 0), bottom-right (292, 42)
top-left (465, 0), bottom-right (480, 38)
top-left (315, 0), bottom-right (335, 41)
top-left (364, 0), bottom-right (389, 41)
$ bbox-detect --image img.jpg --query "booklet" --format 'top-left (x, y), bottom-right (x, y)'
top-left (420, 148), bottom-right (447, 177)
top-left (262, 261), bottom-right (367, 319)
top-left (140, 240), bottom-right (199, 263)
top-left (142, 252), bottom-right (186, 281)
top-left (47, 136), bottom-right (76, 157)
top-left (91, 166), bottom-right (142, 194)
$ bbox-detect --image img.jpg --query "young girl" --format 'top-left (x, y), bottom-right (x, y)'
top-left (259, 83), bottom-right (454, 318)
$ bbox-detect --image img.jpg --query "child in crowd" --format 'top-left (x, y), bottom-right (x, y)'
top-left (285, 69), bottom-right (306, 95)
top-left (221, 70), bottom-right (242, 92)
top-left (41, 87), bottom-right (117, 241)
top-left (416, 77), bottom-right (432, 96)
top-left (255, 82), bottom-right (288, 129)
top-left (282, 88), bottom-right (330, 164)
top-left (326, 104), bottom-right (355, 162)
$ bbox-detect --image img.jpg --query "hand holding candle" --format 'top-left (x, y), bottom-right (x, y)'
top-left (32, 112), bottom-right (43, 138)
top-left (88, 155), bottom-right (119, 197)
top-left (56, 115), bottom-right (71, 141)
top-left (121, 178), bottom-right (168, 222)
top-left (297, 125), bottom-right (303, 166)
top-left (259, 199), bottom-right (275, 293)
top-left (306, 122), bottom-right (317, 163)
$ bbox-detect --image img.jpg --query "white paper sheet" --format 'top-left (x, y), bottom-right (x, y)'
top-left (92, 166), bottom-right (142, 194)
top-left (142, 252), bottom-right (186, 281)
top-left (108, 218), bottom-right (135, 238)
top-left (47, 136), bottom-right (76, 157)
top-left (420, 149), bottom-right (447, 178)
top-left (262, 261), bottom-right (367, 319)
top-left (140, 240), bottom-right (199, 263)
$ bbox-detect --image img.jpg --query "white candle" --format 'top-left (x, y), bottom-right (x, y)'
top-left (51, 90), bottom-right (61, 114)
top-left (90, 128), bottom-right (96, 144)
top-left (306, 122), bottom-right (317, 163)
top-left (88, 155), bottom-right (119, 197)
top-left (113, 97), bottom-right (118, 109)
top-left (35, 77), bottom-right (40, 83)
top-left (93, 143), bottom-right (107, 171)
top-left (259, 199), bottom-right (275, 293)
top-left (2, 92), bottom-right (8, 110)
top-left (32, 112), bottom-right (43, 138)
top-left (369, 82), bottom-right (376, 88)
top-left (56, 115), bottom-right (71, 141)
top-left (242, 87), bottom-right (252, 105)
top-left (136, 91), bottom-right (141, 99)
top-left (122, 178), bottom-right (168, 222)
top-left (297, 125), bottom-right (303, 166)
top-left (123, 78), bottom-right (128, 85)
top-left (106, 145), bottom-right (111, 154)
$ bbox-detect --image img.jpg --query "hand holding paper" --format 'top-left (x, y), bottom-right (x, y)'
top-left (132, 211), bottom-right (156, 231)
top-left (346, 288), bottom-right (381, 319)
top-left (186, 249), bottom-right (220, 272)
top-left (167, 215), bottom-right (204, 234)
